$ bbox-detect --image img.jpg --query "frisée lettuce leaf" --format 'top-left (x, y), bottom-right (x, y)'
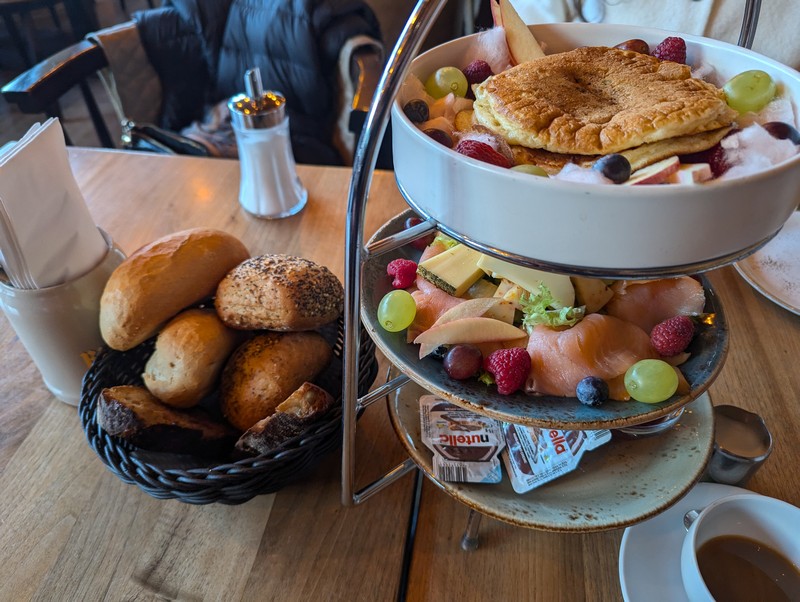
top-left (520, 284), bottom-right (585, 331)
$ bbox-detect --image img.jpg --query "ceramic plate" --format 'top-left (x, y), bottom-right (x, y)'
top-left (388, 380), bottom-right (714, 533)
top-left (392, 23), bottom-right (800, 276)
top-left (362, 212), bottom-right (729, 430)
top-left (618, 482), bottom-right (759, 602)
top-left (735, 212), bottom-right (800, 315)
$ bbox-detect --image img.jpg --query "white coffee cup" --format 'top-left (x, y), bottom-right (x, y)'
top-left (0, 229), bottom-right (125, 406)
top-left (680, 493), bottom-right (800, 602)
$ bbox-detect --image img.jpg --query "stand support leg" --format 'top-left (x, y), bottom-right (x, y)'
top-left (460, 509), bottom-right (482, 552)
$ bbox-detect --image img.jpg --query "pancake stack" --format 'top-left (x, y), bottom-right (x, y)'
top-left (471, 46), bottom-right (738, 173)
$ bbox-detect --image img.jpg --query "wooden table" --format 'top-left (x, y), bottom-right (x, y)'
top-left (1, 148), bottom-right (799, 601)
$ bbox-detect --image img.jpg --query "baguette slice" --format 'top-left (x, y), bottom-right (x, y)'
top-left (235, 382), bottom-right (335, 455)
top-left (97, 385), bottom-right (237, 456)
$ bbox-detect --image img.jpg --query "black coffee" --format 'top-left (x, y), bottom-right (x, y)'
top-left (697, 534), bottom-right (800, 602)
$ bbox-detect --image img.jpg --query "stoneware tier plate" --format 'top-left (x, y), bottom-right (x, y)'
top-left (361, 212), bottom-right (729, 430)
top-left (735, 212), bottom-right (800, 315)
top-left (391, 23), bottom-right (800, 277)
top-left (388, 380), bottom-right (714, 533)
top-left (618, 482), bottom-right (759, 601)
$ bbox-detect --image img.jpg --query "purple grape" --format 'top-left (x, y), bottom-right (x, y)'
top-left (763, 121), bottom-right (800, 145)
top-left (423, 128), bottom-right (453, 148)
top-left (443, 345), bottom-right (483, 380)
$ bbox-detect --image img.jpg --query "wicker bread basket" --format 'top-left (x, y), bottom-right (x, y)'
top-left (79, 318), bottom-right (377, 504)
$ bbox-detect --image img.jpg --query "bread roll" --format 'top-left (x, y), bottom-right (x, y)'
top-left (221, 331), bottom-right (332, 431)
top-left (100, 228), bottom-right (250, 351)
top-left (236, 382), bottom-right (335, 455)
top-left (215, 254), bottom-right (343, 331)
top-left (97, 385), bottom-right (237, 456)
top-left (142, 308), bottom-right (242, 408)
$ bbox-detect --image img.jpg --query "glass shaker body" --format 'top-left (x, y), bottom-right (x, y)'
top-left (233, 115), bottom-right (307, 219)
top-left (228, 69), bottom-right (307, 219)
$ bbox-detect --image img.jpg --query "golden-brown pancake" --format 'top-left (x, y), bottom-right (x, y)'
top-left (473, 46), bottom-right (737, 155)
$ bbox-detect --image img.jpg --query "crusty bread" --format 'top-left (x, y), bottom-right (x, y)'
top-left (100, 228), bottom-right (250, 351)
top-left (215, 254), bottom-right (343, 331)
top-left (96, 385), bottom-right (237, 456)
top-left (221, 331), bottom-right (333, 432)
top-left (142, 308), bottom-right (242, 409)
top-left (473, 46), bottom-right (737, 155)
top-left (235, 382), bottom-right (335, 455)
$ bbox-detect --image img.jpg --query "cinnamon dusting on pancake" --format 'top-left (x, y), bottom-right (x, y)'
top-left (473, 46), bottom-right (737, 156)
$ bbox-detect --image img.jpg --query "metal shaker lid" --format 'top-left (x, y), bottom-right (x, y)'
top-left (228, 68), bottom-right (286, 129)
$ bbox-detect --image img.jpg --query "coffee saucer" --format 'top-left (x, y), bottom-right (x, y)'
top-left (618, 482), bottom-right (759, 602)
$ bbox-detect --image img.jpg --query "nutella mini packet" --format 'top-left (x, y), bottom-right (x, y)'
top-left (419, 395), bottom-right (505, 484)
top-left (502, 423), bottom-right (611, 494)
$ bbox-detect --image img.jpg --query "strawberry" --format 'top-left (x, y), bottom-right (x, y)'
top-left (386, 258), bottom-right (418, 289)
top-left (483, 348), bottom-right (531, 395)
top-left (454, 139), bottom-right (513, 168)
top-left (650, 315), bottom-right (695, 357)
top-left (653, 36), bottom-right (686, 64)
top-left (462, 60), bottom-right (493, 86)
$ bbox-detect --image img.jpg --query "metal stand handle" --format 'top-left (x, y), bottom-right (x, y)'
top-left (342, 0), bottom-right (450, 506)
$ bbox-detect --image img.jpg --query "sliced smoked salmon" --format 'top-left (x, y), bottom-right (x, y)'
top-left (525, 313), bottom-right (657, 400)
top-left (605, 277), bottom-right (706, 334)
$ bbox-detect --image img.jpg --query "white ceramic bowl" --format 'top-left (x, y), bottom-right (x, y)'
top-left (391, 23), bottom-right (800, 276)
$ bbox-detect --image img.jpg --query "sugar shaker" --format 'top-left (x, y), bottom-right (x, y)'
top-left (228, 68), bottom-right (307, 218)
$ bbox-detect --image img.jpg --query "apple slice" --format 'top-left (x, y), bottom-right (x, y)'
top-left (495, 0), bottom-right (545, 64)
top-left (413, 317), bottom-right (525, 359)
top-left (418, 299), bottom-right (516, 358)
top-left (490, 0), bottom-right (503, 27)
top-left (623, 156), bottom-right (680, 185)
top-left (666, 163), bottom-right (713, 184)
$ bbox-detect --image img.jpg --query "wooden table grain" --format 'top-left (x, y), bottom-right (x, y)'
top-left (1, 148), bottom-right (799, 601)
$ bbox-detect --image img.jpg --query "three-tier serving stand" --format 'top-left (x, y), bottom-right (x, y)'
top-left (339, 0), bottom-right (763, 547)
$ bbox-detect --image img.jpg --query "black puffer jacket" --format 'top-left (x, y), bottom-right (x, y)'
top-left (133, 0), bottom-right (382, 165)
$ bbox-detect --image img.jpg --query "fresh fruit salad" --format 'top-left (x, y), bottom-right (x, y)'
top-left (398, 5), bottom-right (800, 186)
top-left (377, 220), bottom-right (713, 406)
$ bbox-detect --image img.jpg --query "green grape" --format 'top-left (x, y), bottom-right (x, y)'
top-left (425, 67), bottom-right (469, 99)
top-left (624, 359), bottom-right (679, 404)
top-left (511, 164), bottom-right (549, 177)
top-left (377, 290), bottom-right (417, 332)
top-left (723, 70), bottom-right (777, 113)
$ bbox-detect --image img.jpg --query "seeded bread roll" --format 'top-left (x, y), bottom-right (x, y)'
top-left (97, 385), bottom-right (237, 456)
top-left (100, 228), bottom-right (250, 351)
top-left (215, 254), bottom-right (344, 331)
top-left (221, 331), bottom-right (333, 431)
top-left (142, 308), bottom-right (243, 409)
top-left (235, 382), bottom-right (335, 455)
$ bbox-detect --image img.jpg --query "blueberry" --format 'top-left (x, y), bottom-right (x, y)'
top-left (593, 154), bottom-right (632, 184)
top-left (403, 99), bottom-right (430, 124)
top-left (576, 376), bottom-right (609, 407)
top-left (763, 121), bottom-right (800, 145)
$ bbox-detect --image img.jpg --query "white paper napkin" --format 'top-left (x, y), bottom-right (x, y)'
top-left (0, 118), bottom-right (107, 289)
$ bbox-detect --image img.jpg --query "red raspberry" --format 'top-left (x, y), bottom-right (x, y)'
top-left (650, 315), bottom-right (696, 357)
top-left (483, 348), bottom-right (531, 395)
top-left (454, 139), bottom-right (513, 168)
top-left (462, 60), bottom-right (493, 86)
top-left (680, 143), bottom-right (730, 178)
top-left (653, 36), bottom-right (686, 63)
top-left (386, 258), bottom-right (418, 289)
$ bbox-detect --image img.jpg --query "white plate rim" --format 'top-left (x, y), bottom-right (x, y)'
top-left (618, 481), bottom-right (760, 602)
top-left (735, 212), bottom-right (800, 316)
